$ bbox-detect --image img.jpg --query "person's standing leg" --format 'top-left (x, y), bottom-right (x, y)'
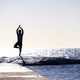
top-left (19, 42), bottom-right (22, 56)
top-left (19, 47), bottom-right (22, 56)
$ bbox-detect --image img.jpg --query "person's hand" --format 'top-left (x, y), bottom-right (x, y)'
top-left (19, 25), bottom-right (21, 28)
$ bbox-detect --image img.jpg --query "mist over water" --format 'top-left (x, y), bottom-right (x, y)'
top-left (0, 48), bottom-right (80, 59)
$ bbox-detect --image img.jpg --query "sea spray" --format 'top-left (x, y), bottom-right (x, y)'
top-left (0, 48), bottom-right (80, 65)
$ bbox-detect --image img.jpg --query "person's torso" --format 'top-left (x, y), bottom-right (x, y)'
top-left (17, 34), bottom-right (23, 42)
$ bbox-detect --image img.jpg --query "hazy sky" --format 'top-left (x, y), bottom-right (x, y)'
top-left (0, 0), bottom-right (80, 48)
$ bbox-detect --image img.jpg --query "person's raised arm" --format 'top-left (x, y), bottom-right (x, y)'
top-left (16, 25), bottom-right (20, 34)
top-left (21, 28), bottom-right (24, 34)
top-left (19, 26), bottom-right (24, 34)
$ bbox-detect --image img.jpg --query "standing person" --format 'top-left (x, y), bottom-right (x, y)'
top-left (14, 25), bottom-right (24, 56)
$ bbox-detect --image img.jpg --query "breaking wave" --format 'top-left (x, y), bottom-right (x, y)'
top-left (0, 48), bottom-right (80, 65)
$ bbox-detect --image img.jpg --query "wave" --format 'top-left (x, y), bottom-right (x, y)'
top-left (0, 48), bottom-right (80, 65)
top-left (0, 56), bottom-right (80, 65)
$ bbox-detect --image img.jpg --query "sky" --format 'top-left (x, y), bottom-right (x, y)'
top-left (0, 0), bottom-right (80, 48)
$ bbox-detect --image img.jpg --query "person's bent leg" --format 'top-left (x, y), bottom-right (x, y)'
top-left (14, 42), bottom-right (19, 48)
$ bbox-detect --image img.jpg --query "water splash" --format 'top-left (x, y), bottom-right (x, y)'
top-left (0, 48), bottom-right (80, 65)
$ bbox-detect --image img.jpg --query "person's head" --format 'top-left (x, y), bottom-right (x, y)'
top-left (19, 30), bottom-right (21, 34)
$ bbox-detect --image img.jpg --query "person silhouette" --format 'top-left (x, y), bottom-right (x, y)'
top-left (14, 25), bottom-right (24, 56)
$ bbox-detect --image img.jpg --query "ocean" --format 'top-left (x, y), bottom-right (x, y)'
top-left (0, 48), bottom-right (80, 80)
top-left (26, 64), bottom-right (80, 80)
